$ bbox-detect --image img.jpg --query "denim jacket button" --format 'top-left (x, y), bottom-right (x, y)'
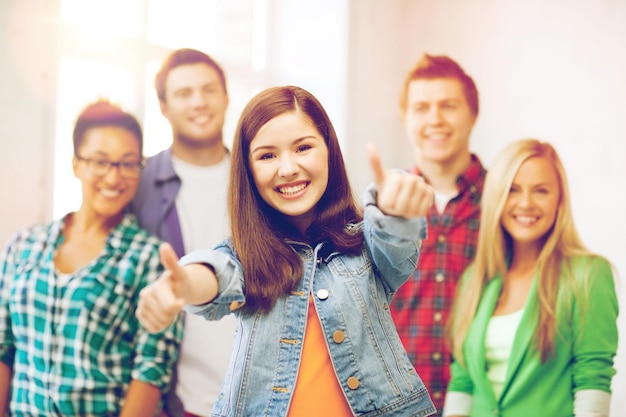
top-left (347, 376), bottom-right (360, 390)
top-left (332, 330), bottom-right (345, 343)
top-left (316, 289), bottom-right (330, 300)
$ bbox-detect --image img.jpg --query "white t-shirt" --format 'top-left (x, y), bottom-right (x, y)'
top-left (434, 189), bottom-right (458, 214)
top-left (485, 308), bottom-right (524, 400)
top-left (172, 155), bottom-right (237, 416)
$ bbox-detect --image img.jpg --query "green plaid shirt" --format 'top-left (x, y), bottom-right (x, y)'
top-left (0, 213), bottom-right (182, 416)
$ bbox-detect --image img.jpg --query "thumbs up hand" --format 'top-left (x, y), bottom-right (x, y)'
top-left (136, 242), bottom-right (187, 333)
top-left (367, 143), bottom-right (434, 218)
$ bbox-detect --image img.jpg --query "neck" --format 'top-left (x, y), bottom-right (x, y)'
top-left (416, 152), bottom-right (471, 194)
top-left (509, 243), bottom-right (542, 276)
top-left (171, 138), bottom-right (227, 166)
top-left (67, 209), bottom-right (122, 236)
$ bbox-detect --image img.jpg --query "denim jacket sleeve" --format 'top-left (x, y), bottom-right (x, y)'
top-left (362, 182), bottom-right (428, 295)
top-left (179, 242), bottom-right (246, 320)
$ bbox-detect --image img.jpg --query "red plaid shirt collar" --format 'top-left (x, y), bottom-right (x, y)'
top-left (411, 154), bottom-right (484, 196)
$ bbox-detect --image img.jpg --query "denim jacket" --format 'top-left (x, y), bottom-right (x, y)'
top-left (181, 185), bottom-right (436, 417)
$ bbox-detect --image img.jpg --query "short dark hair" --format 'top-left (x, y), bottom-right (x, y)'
top-left (400, 54), bottom-right (479, 117)
top-left (154, 48), bottom-right (227, 103)
top-left (72, 99), bottom-right (143, 155)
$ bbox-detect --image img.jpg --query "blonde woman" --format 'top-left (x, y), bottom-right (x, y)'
top-left (443, 139), bottom-right (618, 417)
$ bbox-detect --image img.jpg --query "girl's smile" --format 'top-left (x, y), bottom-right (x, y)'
top-left (276, 180), bottom-right (310, 197)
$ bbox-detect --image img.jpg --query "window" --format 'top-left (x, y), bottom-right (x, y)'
top-left (53, 0), bottom-right (267, 218)
top-left (52, 0), bottom-right (348, 219)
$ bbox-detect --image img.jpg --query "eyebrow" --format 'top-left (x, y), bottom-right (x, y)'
top-left (250, 135), bottom-right (317, 154)
top-left (511, 181), bottom-right (555, 187)
top-left (172, 81), bottom-right (220, 93)
top-left (85, 150), bottom-right (141, 158)
top-left (411, 98), bottom-right (462, 105)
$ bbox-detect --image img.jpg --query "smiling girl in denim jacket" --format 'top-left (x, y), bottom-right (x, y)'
top-left (136, 85), bottom-right (436, 417)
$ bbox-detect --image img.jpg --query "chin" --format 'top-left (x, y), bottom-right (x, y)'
top-left (95, 204), bottom-right (126, 218)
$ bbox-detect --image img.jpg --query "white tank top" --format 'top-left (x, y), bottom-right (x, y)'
top-left (485, 308), bottom-right (524, 400)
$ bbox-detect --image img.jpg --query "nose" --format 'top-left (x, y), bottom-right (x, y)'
top-left (102, 163), bottom-right (123, 183)
top-left (278, 154), bottom-right (298, 178)
top-left (425, 106), bottom-right (443, 124)
top-left (191, 89), bottom-right (209, 108)
top-left (518, 191), bottom-right (534, 208)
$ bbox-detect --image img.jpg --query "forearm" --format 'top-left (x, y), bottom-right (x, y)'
top-left (0, 361), bottom-right (11, 416)
top-left (119, 379), bottom-right (161, 417)
top-left (183, 263), bottom-right (219, 305)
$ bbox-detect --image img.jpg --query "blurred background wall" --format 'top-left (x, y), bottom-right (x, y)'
top-left (1, 0), bottom-right (624, 413)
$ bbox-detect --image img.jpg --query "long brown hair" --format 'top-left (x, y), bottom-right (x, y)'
top-left (229, 86), bottom-right (363, 313)
top-left (447, 139), bottom-right (596, 364)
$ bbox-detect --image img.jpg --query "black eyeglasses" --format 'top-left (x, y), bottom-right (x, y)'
top-left (76, 156), bottom-right (144, 179)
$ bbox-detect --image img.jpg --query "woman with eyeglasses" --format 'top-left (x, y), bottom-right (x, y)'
top-left (0, 100), bottom-right (182, 416)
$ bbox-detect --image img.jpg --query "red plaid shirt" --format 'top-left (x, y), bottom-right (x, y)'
top-left (391, 155), bottom-right (486, 415)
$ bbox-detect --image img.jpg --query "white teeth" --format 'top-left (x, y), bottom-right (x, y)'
top-left (193, 115), bottom-right (210, 124)
top-left (426, 133), bottom-right (448, 140)
top-left (516, 215), bottom-right (537, 224)
top-left (279, 183), bottom-right (307, 195)
top-left (100, 189), bottom-right (121, 198)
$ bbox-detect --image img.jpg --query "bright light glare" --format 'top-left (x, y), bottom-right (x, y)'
top-left (146, 0), bottom-right (216, 50)
top-left (251, 0), bottom-right (267, 72)
top-left (60, 0), bottom-right (143, 41)
top-left (143, 60), bottom-right (172, 157)
top-left (53, 57), bottom-right (136, 219)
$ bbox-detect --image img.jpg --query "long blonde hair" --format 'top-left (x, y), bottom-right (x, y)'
top-left (447, 139), bottom-right (594, 364)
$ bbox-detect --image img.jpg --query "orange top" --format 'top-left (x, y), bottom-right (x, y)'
top-left (287, 297), bottom-right (354, 417)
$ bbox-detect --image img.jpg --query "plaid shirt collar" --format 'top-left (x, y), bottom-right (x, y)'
top-left (411, 153), bottom-right (485, 195)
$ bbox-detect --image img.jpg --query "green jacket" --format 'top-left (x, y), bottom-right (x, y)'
top-left (448, 256), bottom-right (618, 417)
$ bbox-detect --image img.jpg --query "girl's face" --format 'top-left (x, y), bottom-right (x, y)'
top-left (73, 126), bottom-right (142, 220)
top-left (501, 156), bottom-right (561, 253)
top-left (249, 110), bottom-right (329, 234)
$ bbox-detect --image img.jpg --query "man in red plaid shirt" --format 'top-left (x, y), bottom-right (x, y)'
top-left (391, 54), bottom-right (486, 416)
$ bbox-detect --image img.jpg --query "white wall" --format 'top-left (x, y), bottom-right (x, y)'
top-left (0, 0), bottom-right (57, 245)
top-left (348, 1), bottom-right (626, 414)
top-left (265, 0), bottom-right (349, 144)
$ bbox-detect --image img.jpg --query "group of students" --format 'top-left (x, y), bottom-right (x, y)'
top-left (0, 47), bottom-right (618, 417)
